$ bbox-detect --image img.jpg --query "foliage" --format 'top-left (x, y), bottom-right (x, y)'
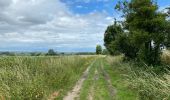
top-left (102, 49), bottom-right (109, 55)
top-left (0, 52), bottom-right (15, 56)
top-left (167, 7), bottom-right (170, 16)
top-left (46, 49), bottom-right (57, 56)
top-left (165, 13), bottom-right (170, 49)
top-left (104, 22), bottom-right (123, 55)
top-left (116, 33), bottom-right (138, 59)
top-left (96, 45), bottom-right (102, 55)
top-left (75, 52), bottom-right (95, 55)
top-left (104, 0), bottom-right (170, 65)
top-left (30, 52), bottom-right (42, 56)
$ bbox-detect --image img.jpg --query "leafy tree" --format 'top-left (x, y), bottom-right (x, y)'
top-left (165, 7), bottom-right (170, 49)
top-left (96, 45), bottom-right (102, 55)
top-left (30, 52), bottom-right (42, 56)
top-left (116, 33), bottom-right (138, 59)
top-left (102, 49), bottom-right (109, 55)
top-left (108, 0), bottom-right (170, 65)
top-left (104, 21), bottom-right (123, 55)
top-left (46, 49), bottom-right (56, 56)
top-left (167, 7), bottom-right (170, 16)
top-left (0, 52), bottom-right (15, 56)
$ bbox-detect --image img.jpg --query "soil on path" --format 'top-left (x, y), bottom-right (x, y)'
top-left (100, 61), bottom-right (116, 98)
top-left (63, 60), bottom-right (96, 100)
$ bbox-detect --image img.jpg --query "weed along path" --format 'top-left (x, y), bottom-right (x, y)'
top-left (63, 59), bottom-right (96, 100)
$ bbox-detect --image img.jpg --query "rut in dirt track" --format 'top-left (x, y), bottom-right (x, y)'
top-left (100, 61), bottom-right (116, 98)
top-left (63, 60), bottom-right (96, 100)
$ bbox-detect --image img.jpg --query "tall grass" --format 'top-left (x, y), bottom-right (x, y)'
top-left (162, 50), bottom-right (170, 65)
top-left (0, 56), bottom-right (95, 99)
top-left (106, 56), bottom-right (170, 100)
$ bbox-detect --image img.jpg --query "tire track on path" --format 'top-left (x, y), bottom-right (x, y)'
top-left (100, 60), bottom-right (116, 99)
top-left (63, 59), bottom-right (96, 100)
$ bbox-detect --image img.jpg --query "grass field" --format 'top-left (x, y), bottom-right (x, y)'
top-left (0, 54), bottom-right (170, 100)
top-left (0, 56), bottom-right (95, 99)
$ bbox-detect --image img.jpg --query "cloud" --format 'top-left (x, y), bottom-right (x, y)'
top-left (0, 0), bottom-right (114, 52)
top-left (0, 0), bottom-right (12, 9)
top-left (73, 0), bottom-right (109, 3)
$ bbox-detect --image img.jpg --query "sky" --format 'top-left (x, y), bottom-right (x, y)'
top-left (0, 0), bottom-right (169, 52)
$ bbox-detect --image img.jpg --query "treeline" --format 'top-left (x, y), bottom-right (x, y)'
top-left (104, 0), bottom-right (170, 65)
top-left (95, 45), bottom-right (109, 55)
top-left (0, 49), bottom-right (97, 56)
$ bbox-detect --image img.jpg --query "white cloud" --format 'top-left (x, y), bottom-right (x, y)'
top-left (76, 5), bottom-right (83, 8)
top-left (75, 0), bottom-right (109, 3)
top-left (0, 0), bottom-right (114, 52)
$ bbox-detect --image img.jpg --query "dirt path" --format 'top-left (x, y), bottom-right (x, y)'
top-left (64, 58), bottom-right (116, 100)
top-left (100, 61), bottom-right (116, 98)
top-left (76, 58), bottom-right (117, 100)
top-left (63, 60), bottom-right (96, 100)
top-left (87, 69), bottom-right (98, 100)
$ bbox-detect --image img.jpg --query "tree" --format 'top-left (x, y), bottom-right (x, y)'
top-left (102, 49), bottom-right (109, 55)
top-left (165, 21), bottom-right (170, 49)
top-left (116, 33), bottom-right (138, 59)
top-left (167, 7), bottom-right (170, 16)
top-left (165, 7), bottom-right (170, 49)
top-left (96, 45), bottom-right (102, 55)
top-left (109, 0), bottom-right (170, 65)
top-left (0, 52), bottom-right (15, 56)
top-left (104, 21), bottom-right (123, 55)
top-left (30, 52), bottom-right (42, 56)
top-left (46, 49), bottom-right (56, 56)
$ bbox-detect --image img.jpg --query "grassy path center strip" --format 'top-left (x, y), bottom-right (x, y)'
top-left (100, 60), bottom-right (117, 99)
top-left (63, 59), bottom-right (96, 100)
